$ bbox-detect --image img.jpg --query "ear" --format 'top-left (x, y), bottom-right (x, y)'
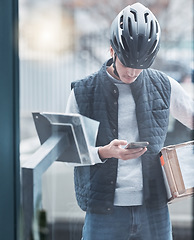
top-left (110, 46), bottom-right (114, 58)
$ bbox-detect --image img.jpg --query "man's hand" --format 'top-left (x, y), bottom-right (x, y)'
top-left (98, 139), bottom-right (147, 160)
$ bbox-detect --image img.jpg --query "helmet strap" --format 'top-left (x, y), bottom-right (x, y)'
top-left (113, 53), bottom-right (119, 78)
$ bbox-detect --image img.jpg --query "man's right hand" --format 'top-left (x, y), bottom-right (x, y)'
top-left (98, 139), bottom-right (147, 161)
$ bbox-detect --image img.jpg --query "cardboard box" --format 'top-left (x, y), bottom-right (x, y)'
top-left (160, 140), bottom-right (194, 203)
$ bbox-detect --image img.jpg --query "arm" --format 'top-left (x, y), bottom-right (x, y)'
top-left (65, 90), bottom-right (102, 163)
top-left (66, 90), bottom-right (147, 161)
top-left (169, 77), bottom-right (194, 129)
top-left (98, 139), bottom-right (147, 161)
top-left (65, 89), bottom-right (80, 114)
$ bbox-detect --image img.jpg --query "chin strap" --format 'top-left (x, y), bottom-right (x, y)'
top-left (113, 53), bottom-right (119, 78)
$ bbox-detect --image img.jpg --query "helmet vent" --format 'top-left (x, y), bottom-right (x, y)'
top-left (128, 18), bottom-right (133, 38)
top-left (121, 35), bottom-right (129, 52)
top-left (120, 15), bottom-right (124, 29)
top-left (144, 13), bottom-right (149, 23)
top-left (149, 21), bottom-right (153, 39)
top-left (130, 10), bottom-right (137, 22)
top-left (148, 40), bottom-right (157, 55)
top-left (137, 35), bottom-right (143, 52)
top-left (155, 21), bottom-right (159, 33)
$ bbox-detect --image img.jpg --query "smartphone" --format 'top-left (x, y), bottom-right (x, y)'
top-left (125, 141), bottom-right (149, 149)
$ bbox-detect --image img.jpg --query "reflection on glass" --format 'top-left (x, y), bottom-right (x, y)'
top-left (20, 0), bottom-right (193, 239)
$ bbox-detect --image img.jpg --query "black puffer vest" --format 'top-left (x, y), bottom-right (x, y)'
top-left (72, 59), bottom-right (171, 213)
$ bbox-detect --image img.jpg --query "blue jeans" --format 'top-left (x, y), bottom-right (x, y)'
top-left (81, 204), bottom-right (173, 240)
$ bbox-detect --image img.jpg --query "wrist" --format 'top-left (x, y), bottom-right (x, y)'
top-left (98, 145), bottom-right (111, 160)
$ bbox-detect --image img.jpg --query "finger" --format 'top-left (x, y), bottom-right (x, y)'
top-left (111, 139), bottom-right (128, 147)
top-left (121, 148), bottom-right (147, 160)
top-left (124, 147), bottom-right (144, 153)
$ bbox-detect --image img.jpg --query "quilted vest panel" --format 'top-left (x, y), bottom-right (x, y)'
top-left (72, 59), bottom-right (171, 213)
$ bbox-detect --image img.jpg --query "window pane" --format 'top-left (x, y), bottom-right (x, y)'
top-left (19, 1), bottom-right (193, 239)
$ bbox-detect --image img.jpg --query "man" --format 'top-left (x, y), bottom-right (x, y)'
top-left (66, 3), bottom-right (193, 240)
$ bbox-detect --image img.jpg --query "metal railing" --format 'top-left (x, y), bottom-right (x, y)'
top-left (22, 130), bottom-right (69, 239)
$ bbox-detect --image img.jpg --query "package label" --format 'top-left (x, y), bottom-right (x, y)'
top-left (176, 145), bottom-right (194, 189)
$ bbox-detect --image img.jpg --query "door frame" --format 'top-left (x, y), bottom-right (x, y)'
top-left (0, 0), bottom-right (20, 239)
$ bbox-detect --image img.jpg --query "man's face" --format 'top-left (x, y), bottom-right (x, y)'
top-left (115, 56), bottom-right (143, 84)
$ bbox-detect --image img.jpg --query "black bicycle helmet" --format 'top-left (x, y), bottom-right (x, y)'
top-left (110, 2), bottom-right (161, 69)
